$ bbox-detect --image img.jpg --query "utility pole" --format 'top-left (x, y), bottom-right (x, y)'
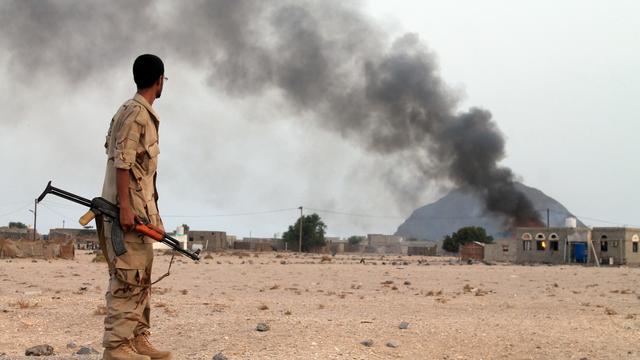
top-left (298, 206), bottom-right (303, 253)
top-left (62, 220), bottom-right (65, 229)
top-left (546, 208), bottom-right (550, 229)
top-left (33, 198), bottom-right (37, 241)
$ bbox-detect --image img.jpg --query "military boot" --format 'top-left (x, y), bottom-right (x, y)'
top-left (132, 331), bottom-right (172, 360)
top-left (103, 341), bottom-right (151, 360)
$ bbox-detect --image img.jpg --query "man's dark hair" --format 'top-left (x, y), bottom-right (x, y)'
top-left (133, 54), bottom-right (164, 89)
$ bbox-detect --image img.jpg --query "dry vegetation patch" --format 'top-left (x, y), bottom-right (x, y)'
top-left (12, 298), bottom-right (39, 309)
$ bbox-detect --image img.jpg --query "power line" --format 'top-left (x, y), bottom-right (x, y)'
top-left (39, 203), bottom-right (77, 223)
top-left (162, 207), bottom-right (299, 218)
top-left (306, 207), bottom-right (405, 220)
top-left (307, 207), bottom-right (499, 221)
top-left (0, 200), bottom-right (32, 209)
top-left (0, 202), bottom-right (32, 218)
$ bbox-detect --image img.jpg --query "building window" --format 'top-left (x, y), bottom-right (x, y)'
top-left (612, 241), bottom-right (618, 248)
top-left (549, 233), bottom-right (559, 240)
top-left (550, 241), bottom-right (559, 251)
top-left (523, 240), bottom-right (532, 251)
top-left (634, 242), bottom-right (638, 253)
top-left (535, 233), bottom-right (546, 240)
top-left (600, 234), bottom-right (608, 240)
top-left (536, 240), bottom-right (546, 251)
top-left (522, 233), bottom-right (532, 240)
top-left (600, 241), bottom-right (608, 252)
top-left (189, 236), bottom-right (193, 241)
top-left (502, 245), bottom-right (509, 252)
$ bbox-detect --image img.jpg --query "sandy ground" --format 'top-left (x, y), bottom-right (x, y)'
top-left (1, 251), bottom-right (639, 360)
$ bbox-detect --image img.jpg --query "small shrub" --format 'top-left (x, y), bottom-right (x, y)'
top-left (14, 299), bottom-right (38, 309)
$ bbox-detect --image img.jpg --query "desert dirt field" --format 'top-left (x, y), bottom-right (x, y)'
top-left (1, 251), bottom-right (640, 360)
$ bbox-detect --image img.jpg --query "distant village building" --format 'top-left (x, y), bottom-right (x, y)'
top-left (188, 230), bottom-right (228, 251)
top-left (326, 237), bottom-right (346, 254)
top-left (591, 227), bottom-right (640, 265)
top-left (48, 228), bottom-right (99, 250)
top-left (484, 239), bottom-right (517, 262)
top-left (152, 226), bottom-right (188, 251)
top-left (234, 237), bottom-right (283, 251)
top-left (0, 226), bottom-right (38, 241)
top-left (460, 242), bottom-right (485, 261)
top-left (366, 234), bottom-right (404, 254)
top-left (516, 227), bottom-right (592, 264)
top-left (404, 242), bottom-right (438, 256)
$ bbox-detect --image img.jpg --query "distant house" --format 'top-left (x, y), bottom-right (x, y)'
top-left (460, 242), bottom-right (485, 261)
top-left (188, 230), bottom-right (227, 251)
top-left (234, 237), bottom-right (283, 251)
top-left (152, 226), bottom-right (188, 251)
top-left (48, 228), bottom-right (99, 250)
top-left (591, 227), bottom-right (640, 265)
top-left (484, 239), bottom-right (517, 262)
top-left (325, 237), bottom-right (346, 254)
top-left (404, 241), bottom-right (438, 256)
top-left (366, 234), bottom-right (404, 254)
top-left (0, 226), bottom-right (37, 240)
top-left (516, 227), bottom-right (592, 264)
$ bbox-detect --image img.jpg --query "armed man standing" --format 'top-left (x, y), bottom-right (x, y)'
top-left (98, 54), bottom-right (171, 360)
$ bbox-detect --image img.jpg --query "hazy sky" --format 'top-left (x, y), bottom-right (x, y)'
top-left (1, 0), bottom-right (638, 238)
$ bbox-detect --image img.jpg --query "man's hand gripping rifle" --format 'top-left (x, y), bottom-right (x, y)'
top-left (37, 181), bottom-right (200, 261)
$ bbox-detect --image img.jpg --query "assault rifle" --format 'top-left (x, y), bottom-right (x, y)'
top-left (37, 181), bottom-right (200, 261)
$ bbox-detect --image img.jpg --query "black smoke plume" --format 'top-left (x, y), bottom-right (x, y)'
top-left (0, 0), bottom-right (542, 227)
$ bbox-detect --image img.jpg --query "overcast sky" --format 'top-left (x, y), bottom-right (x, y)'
top-left (1, 0), bottom-right (638, 238)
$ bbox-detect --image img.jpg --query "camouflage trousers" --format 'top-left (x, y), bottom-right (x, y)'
top-left (98, 216), bottom-right (154, 349)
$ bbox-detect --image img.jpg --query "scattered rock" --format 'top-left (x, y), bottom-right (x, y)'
top-left (76, 346), bottom-right (99, 355)
top-left (66, 341), bottom-right (77, 349)
top-left (399, 321), bottom-right (409, 329)
top-left (25, 344), bottom-right (54, 356)
top-left (256, 323), bottom-right (270, 332)
top-left (605, 308), bottom-right (617, 316)
top-left (212, 352), bottom-right (228, 360)
top-left (360, 339), bottom-right (374, 347)
top-left (386, 341), bottom-right (399, 348)
top-left (403, 281), bottom-right (411, 285)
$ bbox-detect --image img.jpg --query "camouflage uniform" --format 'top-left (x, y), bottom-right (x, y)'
top-left (98, 93), bottom-right (162, 349)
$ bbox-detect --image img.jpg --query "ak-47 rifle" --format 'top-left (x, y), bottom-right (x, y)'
top-left (37, 181), bottom-right (200, 261)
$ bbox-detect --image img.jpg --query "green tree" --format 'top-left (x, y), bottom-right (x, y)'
top-left (283, 213), bottom-right (327, 252)
top-left (442, 226), bottom-right (493, 253)
top-left (347, 235), bottom-right (365, 246)
top-left (8, 222), bottom-right (27, 229)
